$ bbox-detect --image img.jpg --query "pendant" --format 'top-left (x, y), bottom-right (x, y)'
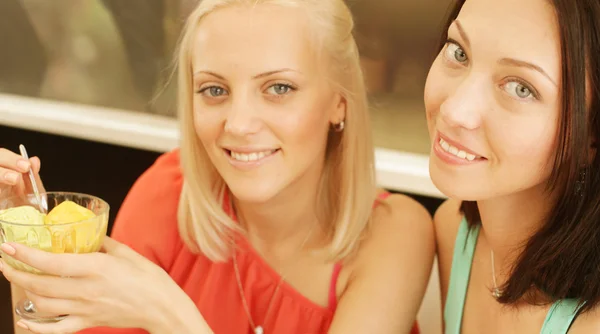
top-left (492, 288), bottom-right (502, 298)
top-left (254, 326), bottom-right (264, 334)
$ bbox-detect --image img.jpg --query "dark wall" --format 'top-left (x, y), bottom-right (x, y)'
top-left (0, 124), bottom-right (442, 333)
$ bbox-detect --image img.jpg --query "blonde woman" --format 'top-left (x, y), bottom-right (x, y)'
top-left (1, 0), bottom-right (434, 333)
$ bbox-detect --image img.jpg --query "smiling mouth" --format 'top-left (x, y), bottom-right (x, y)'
top-left (225, 149), bottom-right (280, 162)
top-left (438, 137), bottom-right (485, 161)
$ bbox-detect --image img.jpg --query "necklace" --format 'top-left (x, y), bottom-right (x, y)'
top-left (490, 249), bottom-right (502, 298)
top-left (233, 228), bottom-right (314, 334)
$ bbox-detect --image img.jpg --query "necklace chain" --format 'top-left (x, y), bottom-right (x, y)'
top-left (490, 249), bottom-right (502, 298)
top-left (233, 227), bottom-right (314, 334)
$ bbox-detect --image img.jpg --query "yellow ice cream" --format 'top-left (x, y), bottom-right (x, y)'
top-left (0, 201), bottom-right (100, 253)
top-left (0, 205), bottom-right (46, 225)
top-left (0, 201), bottom-right (106, 274)
top-left (0, 205), bottom-right (51, 251)
top-left (44, 200), bottom-right (96, 225)
top-left (45, 200), bottom-right (99, 253)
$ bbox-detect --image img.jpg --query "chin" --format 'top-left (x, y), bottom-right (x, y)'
top-left (429, 165), bottom-right (490, 202)
top-left (226, 181), bottom-right (281, 204)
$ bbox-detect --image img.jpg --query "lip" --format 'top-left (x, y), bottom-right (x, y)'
top-left (437, 133), bottom-right (485, 157)
top-left (221, 146), bottom-right (279, 154)
top-left (433, 132), bottom-right (487, 166)
top-left (223, 147), bottom-right (280, 170)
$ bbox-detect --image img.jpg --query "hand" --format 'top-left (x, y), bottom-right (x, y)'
top-left (0, 237), bottom-right (209, 334)
top-left (0, 147), bottom-right (43, 199)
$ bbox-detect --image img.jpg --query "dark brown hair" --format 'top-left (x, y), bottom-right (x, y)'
top-left (438, 0), bottom-right (600, 312)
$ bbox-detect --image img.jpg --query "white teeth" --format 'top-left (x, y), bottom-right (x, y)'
top-left (439, 138), bottom-right (479, 161)
top-left (441, 140), bottom-right (450, 151)
top-left (230, 149), bottom-right (275, 162)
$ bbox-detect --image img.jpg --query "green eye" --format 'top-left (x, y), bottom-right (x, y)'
top-left (266, 84), bottom-right (293, 95)
top-left (445, 42), bottom-right (468, 63)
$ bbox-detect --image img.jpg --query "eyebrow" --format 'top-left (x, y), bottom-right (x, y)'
top-left (453, 20), bottom-right (471, 49)
top-left (192, 68), bottom-right (299, 80)
top-left (498, 58), bottom-right (557, 87)
top-left (452, 20), bottom-right (557, 87)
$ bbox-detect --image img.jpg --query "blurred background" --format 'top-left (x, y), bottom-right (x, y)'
top-left (1, 0), bottom-right (452, 153)
top-left (1, 0), bottom-right (452, 332)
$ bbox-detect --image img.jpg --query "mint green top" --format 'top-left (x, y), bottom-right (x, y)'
top-left (444, 218), bottom-right (582, 334)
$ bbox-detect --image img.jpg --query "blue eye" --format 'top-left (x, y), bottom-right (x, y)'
top-left (266, 84), bottom-right (294, 95)
top-left (445, 42), bottom-right (468, 64)
top-left (502, 81), bottom-right (538, 101)
top-left (198, 86), bottom-right (228, 97)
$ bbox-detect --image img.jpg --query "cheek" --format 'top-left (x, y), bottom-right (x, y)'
top-left (424, 59), bottom-right (448, 129)
top-left (272, 100), bottom-right (330, 157)
top-left (193, 107), bottom-right (222, 148)
top-left (490, 118), bottom-right (558, 181)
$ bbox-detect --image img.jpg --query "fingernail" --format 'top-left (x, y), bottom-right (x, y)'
top-left (1, 243), bottom-right (16, 256)
top-left (16, 320), bottom-right (28, 330)
top-left (3, 173), bottom-right (18, 184)
top-left (17, 159), bottom-right (31, 172)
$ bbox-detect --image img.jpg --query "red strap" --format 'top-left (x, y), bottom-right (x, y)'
top-left (377, 191), bottom-right (391, 201)
top-left (328, 263), bottom-right (343, 310)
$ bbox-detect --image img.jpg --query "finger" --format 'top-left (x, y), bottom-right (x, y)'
top-left (0, 166), bottom-right (22, 186)
top-left (25, 290), bottom-right (86, 318)
top-left (18, 316), bottom-right (87, 334)
top-left (0, 243), bottom-right (99, 277)
top-left (26, 157), bottom-right (46, 194)
top-left (0, 148), bottom-right (31, 172)
top-left (102, 237), bottom-right (143, 261)
top-left (30, 156), bottom-right (41, 174)
top-left (101, 237), bottom-right (156, 273)
top-left (1, 259), bottom-right (82, 299)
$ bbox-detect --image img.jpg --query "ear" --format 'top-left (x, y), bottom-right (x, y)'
top-left (329, 93), bottom-right (347, 125)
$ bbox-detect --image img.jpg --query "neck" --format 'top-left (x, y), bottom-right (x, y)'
top-left (232, 163), bottom-right (325, 252)
top-left (477, 183), bottom-right (554, 275)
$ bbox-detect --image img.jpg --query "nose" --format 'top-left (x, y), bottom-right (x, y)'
top-left (224, 93), bottom-right (262, 136)
top-left (439, 73), bottom-right (487, 130)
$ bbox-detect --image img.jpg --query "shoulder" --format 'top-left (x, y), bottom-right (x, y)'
top-left (332, 192), bottom-right (435, 332)
top-left (371, 191), bottom-right (434, 262)
top-left (433, 199), bottom-right (463, 251)
top-left (116, 149), bottom-right (183, 218)
top-left (433, 198), bottom-right (463, 304)
top-left (371, 191), bottom-right (433, 241)
top-left (129, 149), bottom-right (183, 194)
top-left (111, 149), bottom-right (184, 269)
top-left (352, 191), bottom-right (435, 279)
top-left (569, 306), bottom-right (600, 333)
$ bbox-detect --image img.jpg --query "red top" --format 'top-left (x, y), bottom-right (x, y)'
top-left (78, 150), bottom-right (419, 334)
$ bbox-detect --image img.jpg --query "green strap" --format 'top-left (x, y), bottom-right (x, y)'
top-left (444, 217), bottom-right (480, 334)
top-left (541, 299), bottom-right (583, 334)
top-left (443, 218), bottom-right (582, 334)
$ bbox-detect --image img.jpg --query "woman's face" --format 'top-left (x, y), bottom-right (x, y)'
top-left (425, 0), bottom-right (562, 200)
top-left (190, 5), bottom-right (345, 203)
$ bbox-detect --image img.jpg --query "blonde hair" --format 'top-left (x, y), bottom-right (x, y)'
top-left (176, 0), bottom-right (376, 262)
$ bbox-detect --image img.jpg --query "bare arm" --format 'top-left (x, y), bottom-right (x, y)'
top-left (328, 194), bottom-right (435, 333)
top-left (11, 283), bottom-right (28, 334)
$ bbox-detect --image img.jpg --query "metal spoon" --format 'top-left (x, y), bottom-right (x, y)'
top-left (18, 144), bottom-right (46, 213)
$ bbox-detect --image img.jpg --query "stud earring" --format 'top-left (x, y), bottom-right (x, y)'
top-left (332, 120), bottom-right (345, 132)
